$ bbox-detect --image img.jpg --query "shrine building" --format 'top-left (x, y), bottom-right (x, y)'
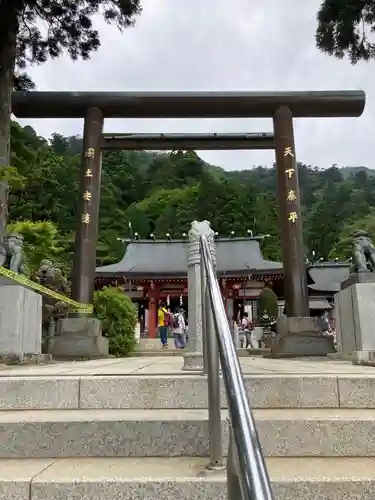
top-left (95, 237), bottom-right (346, 337)
top-left (95, 237), bottom-right (283, 337)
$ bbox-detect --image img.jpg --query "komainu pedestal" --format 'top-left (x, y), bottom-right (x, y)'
top-left (267, 316), bottom-right (335, 357)
top-left (335, 274), bottom-right (375, 364)
top-left (334, 230), bottom-right (375, 364)
top-left (0, 284), bottom-right (42, 355)
top-left (49, 316), bottom-right (109, 360)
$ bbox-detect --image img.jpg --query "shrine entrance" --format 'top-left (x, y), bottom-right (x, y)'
top-left (11, 90), bottom-right (366, 317)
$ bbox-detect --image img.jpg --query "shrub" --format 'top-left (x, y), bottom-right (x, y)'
top-left (257, 285), bottom-right (278, 327)
top-left (93, 286), bottom-right (137, 357)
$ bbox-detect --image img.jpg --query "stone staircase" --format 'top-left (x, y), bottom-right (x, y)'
top-left (1, 358), bottom-right (375, 499)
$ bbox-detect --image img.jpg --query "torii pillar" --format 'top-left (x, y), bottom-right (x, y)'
top-left (50, 107), bottom-right (109, 359)
top-left (71, 107), bottom-right (104, 304)
top-left (271, 106), bottom-right (335, 356)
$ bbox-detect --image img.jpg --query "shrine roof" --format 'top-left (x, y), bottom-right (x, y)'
top-left (308, 298), bottom-right (332, 310)
top-left (95, 238), bottom-right (282, 278)
top-left (307, 262), bottom-right (350, 293)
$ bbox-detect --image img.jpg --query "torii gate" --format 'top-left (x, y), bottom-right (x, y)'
top-left (11, 90), bottom-right (366, 320)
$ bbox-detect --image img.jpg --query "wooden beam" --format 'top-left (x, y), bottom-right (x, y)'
top-left (101, 132), bottom-right (275, 150)
top-left (12, 90), bottom-right (365, 119)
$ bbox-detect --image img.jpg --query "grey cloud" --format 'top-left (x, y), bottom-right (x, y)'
top-left (19, 0), bottom-right (374, 170)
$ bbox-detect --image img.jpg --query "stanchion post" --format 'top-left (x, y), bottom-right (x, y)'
top-left (201, 253), bottom-right (208, 375)
top-left (227, 428), bottom-right (243, 500)
top-left (205, 283), bottom-right (224, 468)
top-left (202, 241), bottom-right (224, 470)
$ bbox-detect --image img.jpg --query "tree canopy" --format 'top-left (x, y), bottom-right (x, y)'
top-left (0, 0), bottom-right (142, 213)
top-left (316, 1), bottom-right (375, 63)
top-left (2, 0), bottom-right (142, 86)
top-left (5, 121), bottom-right (375, 275)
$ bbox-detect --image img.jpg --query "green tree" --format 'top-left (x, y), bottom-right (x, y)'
top-left (252, 193), bottom-right (281, 261)
top-left (0, 0), bottom-right (142, 235)
top-left (93, 286), bottom-right (137, 357)
top-left (305, 173), bottom-right (370, 259)
top-left (257, 285), bottom-right (279, 326)
top-left (143, 150), bottom-right (205, 193)
top-left (7, 220), bottom-right (66, 273)
top-left (8, 121), bottom-right (375, 270)
top-left (329, 210), bottom-right (375, 260)
top-left (316, 1), bottom-right (375, 63)
top-left (0, 164), bottom-right (25, 189)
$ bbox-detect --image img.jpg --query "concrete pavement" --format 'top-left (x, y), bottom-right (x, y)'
top-left (1, 355), bottom-right (375, 377)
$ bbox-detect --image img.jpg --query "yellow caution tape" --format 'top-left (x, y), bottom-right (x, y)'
top-left (0, 266), bottom-right (93, 314)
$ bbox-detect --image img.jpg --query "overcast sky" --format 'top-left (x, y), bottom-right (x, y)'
top-left (20, 0), bottom-right (374, 171)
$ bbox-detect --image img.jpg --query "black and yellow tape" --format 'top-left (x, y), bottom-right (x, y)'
top-left (0, 266), bottom-right (93, 314)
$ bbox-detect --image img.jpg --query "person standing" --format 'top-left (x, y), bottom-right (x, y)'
top-left (180, 307), bottom-right (187, 346)
top-left (241, 312), bottom-right (252, 348)
top-left (134, 320), bottom-right (141, 349)
top-left (158, 300), bottom-right (169, 348)
top-left (172, 307), bottom-right (186, 349)
top-left (233, 319), bottom-right (241, 348)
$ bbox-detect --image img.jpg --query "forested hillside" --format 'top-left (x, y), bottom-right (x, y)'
top-left (3, 122), bottom-right (375, 274)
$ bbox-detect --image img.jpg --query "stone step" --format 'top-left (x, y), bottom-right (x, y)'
top-left (138, 338), bottom-right (268, 355)
top-left (1, 374), bottom-right (374, 410)
top-left (130, 348), bottom-right (267, 357)
top-left (3, 456), bottom-right (375, 500)
top-left (1, 408), bottom-right (374, 458)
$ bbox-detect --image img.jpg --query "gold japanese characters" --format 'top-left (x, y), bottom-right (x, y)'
top-left (81, 148), bottom-right (95, 225)
top-left (284, 146), bottom-right (294, 157)
top-left (284, 146), bottom-right (298, 223)
top-left (85, 148), bottom-right (95, 159)
top-left (81, 213), bottom-right (91, 224)
top-left (288, 211), bottom-right (298, 223)
top-left (83, 191), bottom-right (92, 201)
top-left (285, 168), bottom-right (295, 179)
top-left (287, 189), bottom-right (297, 201)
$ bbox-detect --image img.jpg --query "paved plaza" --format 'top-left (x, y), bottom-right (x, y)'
top-left (1, 355), bottom-right (375, 376)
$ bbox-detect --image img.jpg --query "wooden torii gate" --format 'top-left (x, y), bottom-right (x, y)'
top-left (12, 90), bottom-right (366, 322)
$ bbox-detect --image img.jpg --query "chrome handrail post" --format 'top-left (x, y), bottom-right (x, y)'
top-left (201, 252), bottom-right (208, 375)
top-left (200, 234), bottom-right (275, 500)
top-left (201, 240), bottom-right (224, 469)
top-left (227, 427), bottom-right (243, 500)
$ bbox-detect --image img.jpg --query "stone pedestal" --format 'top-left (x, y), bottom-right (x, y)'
top-left (0, 284), bottom-right (42, 355)
top-left (49, 316), bottom-right (109, 360)
top-left (183, 220), bottom-right (216, 372)
top-left (335, 276), bottom-right (375, 363)
top-left (251, 327), bottom-right (264, 349)
top-left (340, 271), bottom-right (375, 290)
top-left (266, 316), bottom-right (335, 357)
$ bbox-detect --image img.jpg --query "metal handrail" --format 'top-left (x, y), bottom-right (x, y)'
top-left (200, 234), bottom-right (274, 500)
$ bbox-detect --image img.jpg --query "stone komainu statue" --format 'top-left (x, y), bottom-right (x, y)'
top-left (35, 259), bottom-right (70, 323)
top-left (351, 230), bottom-right (375, 273)
top-left (0, 232), bottom-right (24, 274)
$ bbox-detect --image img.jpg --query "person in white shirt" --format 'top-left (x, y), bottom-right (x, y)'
top-left (134, 320), bottom-right (141, 348)
top-left (172, 307), bottom-right (186, 349)
top-left (241, 313), bottom-right (249, 329)
top-left (239, 313), bottom-right (251, 348)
